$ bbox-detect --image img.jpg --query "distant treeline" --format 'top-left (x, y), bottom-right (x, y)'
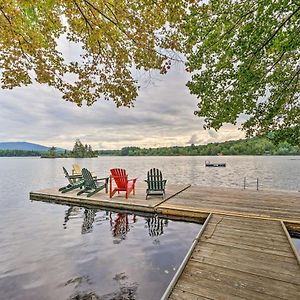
top-left (0, 150), bottom-right (42, 157)
top-left (0, 139), bottom-right (97, 158)
top-left (97, 137), bottom-right (300, 156)
top-left (1, 137), bottom-right (299, 157)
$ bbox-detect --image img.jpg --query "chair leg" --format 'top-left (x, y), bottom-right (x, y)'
top-left (59, 185), bottom-right (70, 191)
top-left (77, 188), bottom-right (88, 196)
top-left (87, 186), bottom-right (104, 197)
top-left (109, 176), bottom-right (113, 198)
top-left (61, 184), bottom-right (79, 193)
top-left (110, 188), bottom-right (117, 198)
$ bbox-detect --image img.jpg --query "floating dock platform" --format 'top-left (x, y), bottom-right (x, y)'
top-left (30, 184), bottom-right (300, 299)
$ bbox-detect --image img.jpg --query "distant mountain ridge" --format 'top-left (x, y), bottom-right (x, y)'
top-left (0, 142), bottom-right (65, 152)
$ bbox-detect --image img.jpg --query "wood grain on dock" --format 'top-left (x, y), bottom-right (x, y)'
top-left (157, 185), bottom-right (300, 222)
top-left (30, 183), bottom-right (191, 213)
top-left (168, 214), bottom-right (300, 300)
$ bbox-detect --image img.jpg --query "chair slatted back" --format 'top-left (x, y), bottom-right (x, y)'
top-left (82, 168), bottom-right (97, 189)
top-left (110, 168), bottom-right (128, 188)
top-left (63, 167), bottom-right (74, 185)
top-left (147, 168), bottom-right (164, 190)
top-left (72, 163), bottom-right (81, 175)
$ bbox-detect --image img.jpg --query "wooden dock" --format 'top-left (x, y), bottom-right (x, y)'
top-left (30, 184), bottom-right (300, 300)
top-left (156, 185), bottom-right (300, 222)
top-left (168, 214), bottom-right (300, 300)
top-left (30, 183), bottom-right (191, 214)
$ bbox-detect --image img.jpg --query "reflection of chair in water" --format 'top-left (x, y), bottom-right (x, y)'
top-left (110, 213), bottom-right (137, 242)
top-left (81, 209), bottom-right (97, 234)
top-left (111, 213), bottom-right (129, 241)
top-left (146, 215), bottom-right (168, 236)
top-left (63, 206), bottom-right (81, 229)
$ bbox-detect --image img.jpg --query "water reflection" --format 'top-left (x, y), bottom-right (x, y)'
top-left (64, 275), bottom-right (92, 288)
top-left (146, 215), bottom-right (168, 237)
top-left (81, 209), bottom-right (97, 234)
top-left (292, 238), bottom-right (300, 257)
top-left (1, 156), bottom-right (299, 299)
top-left (0, 201), bottom-right (201, 300)
top-left (110, 213), bottom-right (137, 244)
top-left (63, 208), bottom-right (173, 241)
top-left (63, 206), bottom-right (81, 229)
top-left (66, 273), bottom-right (138, 300)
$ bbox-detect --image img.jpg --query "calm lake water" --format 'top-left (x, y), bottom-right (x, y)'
top-left (0, 155), bottom-right (299, 299)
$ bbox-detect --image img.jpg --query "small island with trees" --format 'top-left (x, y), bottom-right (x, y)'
top-left (41, 139), bottom-right (97, 158)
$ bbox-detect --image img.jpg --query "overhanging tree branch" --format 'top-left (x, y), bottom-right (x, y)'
top-left (252, 6), bottom-right (300, 56)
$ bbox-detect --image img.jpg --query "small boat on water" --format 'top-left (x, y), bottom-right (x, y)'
top-left (205, 161), bottom-right (226, 167)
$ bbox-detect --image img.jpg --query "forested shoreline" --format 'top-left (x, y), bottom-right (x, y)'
top-left (98, 137), bottom-right (299, 156)
top-left (0, 150), bottom-right (41, 157)
top-left (1, 137), bottom-right (299, 157)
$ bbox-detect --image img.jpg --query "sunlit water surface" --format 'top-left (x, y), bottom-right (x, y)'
top-left (0, 156), bottom-right (300, 299)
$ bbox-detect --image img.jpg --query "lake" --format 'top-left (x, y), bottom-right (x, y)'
top-left (0, 156), bottom-right (299, 299)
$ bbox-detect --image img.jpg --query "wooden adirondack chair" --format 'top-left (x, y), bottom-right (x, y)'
top-left (59, 167), bottom-right (84, 193)
top-left (72, 163), bottom-right (81, 175)
top-left (110, 168), bottom-right (137, 199)
top-left (77, 168), bottom-right (109, 197)
top-left (145, 168), bottom-right (167, 199)
top-left (72, 163), bottom-right (94, 176)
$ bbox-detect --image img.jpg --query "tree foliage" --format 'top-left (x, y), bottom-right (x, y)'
top-left (0, 149), bottom-right (42, 157)
top-left (48, 146), bottom-right (57, 157)
top-left (0, 0), bottom-right (189, 106)
top-left (185, 1), bottom-right (300, 142)
top-left (0, 1), bottom-right (299, 144)
top-left (97, 137), bottom-right (300, 156)
top-left (71, 139), bottom-right (96, 157)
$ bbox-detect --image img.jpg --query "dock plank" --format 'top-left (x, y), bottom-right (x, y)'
top-left (183, 262), bottom-right (300, 299)
top-left (169, 288), bottom-right (212, 300)
top-left (157, 186), bottom-right (300, 222)
top-left (167, 214), bottom-right (300, 300)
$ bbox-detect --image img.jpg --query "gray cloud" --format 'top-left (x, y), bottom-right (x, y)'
top-left (187, 134), bottom-right (200, 145)
top-left (0, 65), bottom-right (245, 149)
top-left (208, 129), bottom-right (219, 139)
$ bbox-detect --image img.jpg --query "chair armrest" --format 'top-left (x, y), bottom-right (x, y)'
top-left (128, 178), bottom-right (137, 182)
top-left (97, 177), bottom-right (109, 184)
top-left (145, 179), bottom-right (166, 184)
top-left (97, 177), bottom-right (109, 181)
top-left (69, 174), bottom-right (82, 179)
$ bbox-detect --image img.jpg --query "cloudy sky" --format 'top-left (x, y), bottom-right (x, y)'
top-left (0, 59), bottom-right (245, 150)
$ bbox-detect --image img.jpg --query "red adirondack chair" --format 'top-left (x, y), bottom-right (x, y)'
top-left (110, 168), bottom-right (137, 199)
